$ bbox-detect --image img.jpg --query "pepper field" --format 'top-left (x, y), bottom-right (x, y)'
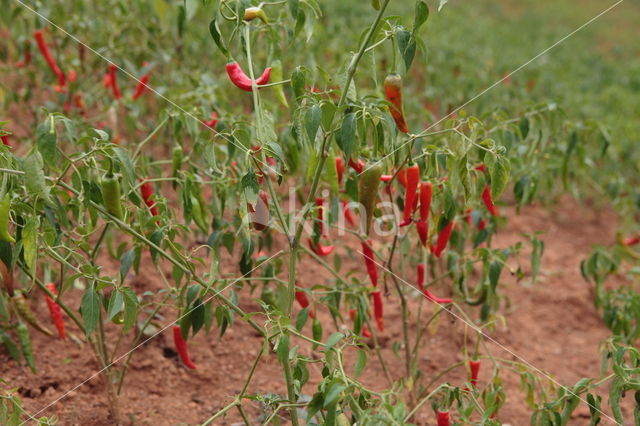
top-left (1, 0), bottom-right (640, 425)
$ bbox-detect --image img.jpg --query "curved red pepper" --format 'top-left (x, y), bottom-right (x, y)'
top-left (335, 157), bottom-right (345, 184)
top-left (44, 283), bottom-right (66, 340)
top-left (308, 239), bottom-right (334, 256)
top-left (417, 263), bottom-right (425, 292)
top-left (437, 411), bottom-right (450, 426)
top-left (469, 359), bottom-right (481, 387)
top-left (397, 168), bottom-right (407, 188)
top-left (372, 290), bottom-right (384, 331)
top-left (342, 201), bottom-right (356, 227)
top-left (226, 62), bottom-right (272, 92)
top-left (204, 111), bottom-right (219, 128)
top-left (139, 179), bottom-right (159, 217)
top-left (361, 240), bottom-right (378, 287)
top-left (400, 164), bottom-right (420, 227)
top-left (33, 30), bottom-right (65, 88)
top-left (107, 64), bottom-right (122, 99)
top-left (1, 135), bottom-right (10, 147)
top-left (481, 185), bottom-right (499, 216)
top-left (416, 221), bottom-right (428, 247)
top-left (349, 309), bottom-right (372, 337)
top-left (417, 264), bottom-right (452, 303)
top-left (172, 325), bottom-right (197, 369)
top-left (132, 72), bottom-right (151, 100)
top-left (348, 158), bottom-right (365, 174)
top-left (419, 182), bottom-right (432, 222)
top-left (295, 291), bottom-right (315, 318)
top-left (432, 220), bottom-right (455, 258)
top-left (624, 235), bottom-right (640, 246)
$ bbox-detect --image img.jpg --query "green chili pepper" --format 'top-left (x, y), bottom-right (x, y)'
top-left (190, 196), bottom-right (208, 234)
top-left (0, 195), bottom-right (15, 243)
top-left (271, 60), bottom-right (288, 108)
top-left (171, 144), bottom-right (183, 189)
top-left (358, 163), bottom-right (383, 235)
top-left (16, 323), bottom-right (36, 373)
top-left (13, 291), bottom-right (54, 336)
top-left (101, 171), bottom-right (124, 220)
top-left (312, 318), bottom-right (322, 350)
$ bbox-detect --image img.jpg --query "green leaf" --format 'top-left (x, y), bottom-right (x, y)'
top-left (23, 151), bottom-right (51, 204)
top-left (119, 249), bottom-right (136, 277)
top-left (277, 334), bottom-right (290, 364)
top-left (412, 1), bottom-right (429, 32)
top-left (354, 349), bottom-right (367, 378)
top-left (35, 121), bottom-right (59, 168)
top-left (241, 172), bottom-right (260, 206)
top-left (397, 30), bottom-right (416, 71)
top-left (335, 113), bottom-right (357, 160)
top-left (325, 332), bottom-right (344, 350)
top-left (489, 261), bottom-right (502, 290)
top-left (291, 67), bottom-right (306, 103)
top-left (208, 17), bottom-right (229, 56)
top-left (323, 381), bottom-right (346, 408)
top-left (107, 290), bottom-right (124, 321)
top-left (22, 216), bottom-right (38, 273)
top-left (490, 156), bottom-right (510, 199)
top-left (80, 283), bottom-right (101, 335)
top-left (305, 105), bottom-right (322, 143)
top-left (121, 287), bottom-right (138, 333)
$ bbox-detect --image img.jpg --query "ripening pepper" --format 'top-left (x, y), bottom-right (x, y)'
top-left (383, 74), bottom-right (409, 133)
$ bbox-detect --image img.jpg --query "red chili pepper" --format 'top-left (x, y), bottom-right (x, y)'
top-left (1, 135), bottom-right (10, 147)
top-left (417, 263), bottom-right (425, 292)
top-left (475, 164), bottom-right (486, 173)
top-left (432, 220), bottom-right (455, 258)
top-left (315, 197), bottom-right (327, 237)
top-left (469, 359), bottom-right (481, 387)
top-left (400, 164), bottom-right (420, 227)
top-left (67, 69), bottom-right (77, 83)
top-left (308, 239), bottom-right (334, 256)
top-left (478, 219), bottom-right (487, 231)
top-left (624, 235), bottom-right (640, 246)
top-left (481, 185), bottom-right (499, 216)
top-left (372, 290), bottom-right (384, 331)
top-left (361, 240), bottom-right (378, 287)
top-left (226, 62), bottom-right (272, 92)
top-left (33, 29), bottom-right (66, 88)
top-left (397, 168), bottom-right (407, 188)
top-left (132, 71), bottom-right (151, 100)
top-left (44, 283), bottom-right (66, 340)
top-left (342, 201), bottom-right (356, 227)
top-left (204, 111), bottom-right (219, 128)
top-left (419, 182), bottom-right (432, 222)
top-left (349, 158), bottom-right (365, 174)
top-left (172, 326), bottom-right (197, 369)
top-left (349, 309), bottom-right (372, 337)
top-left (139, 179), bottom-right (159, 217)
top-left (383, 74), bottom-right (409, 133)
top-left (380, 174), bottom-right (393, 182)
top-left (295, 291), bottom-right (315, 318)
top-left (107, 64), bottom-right (122, 99)
top-left (335, 157), bottom-right (345, 184)
top-left (437, 411), bottom-right (450, 426)
top-left (103, 73), bottom-right (112, 88)
top-left (416, 221), bottom-right (428, 247)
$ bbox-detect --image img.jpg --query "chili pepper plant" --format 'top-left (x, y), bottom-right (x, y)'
top-left (0, 0), bottom-right (638, 425)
